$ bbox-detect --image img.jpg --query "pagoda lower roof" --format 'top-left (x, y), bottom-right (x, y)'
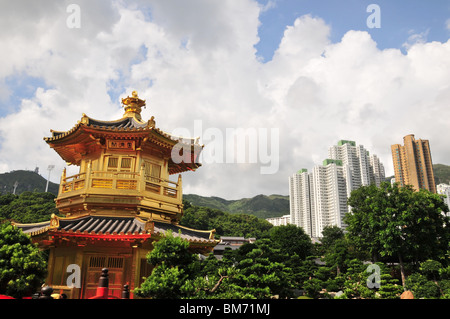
top-left (13, 214), bottom-right (216, 245)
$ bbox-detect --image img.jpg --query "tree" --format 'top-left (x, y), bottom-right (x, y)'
top-left (135, 232), bottom-right (298, 299)
top-left (0, 191), bottom-right (59, 223)
top-left (320, 226), bottom-right (344, 253)
top-left (346, 182), bottom-right (450, 287)
top-left (405, 259), bottom-right (450, 299)
top-left (229, 239), bottom-right (294, 298)
top-left (324, 238), bottom-right (352, 275)
top-left (134, 230), bottom-right (199, 299)
top-left (180, 203), bottom-right (273, 239)
top-left (0, 222), bottom-right (47, 298)
top-left (345, 184), bottom-right (386, 262)
top-left (269, 224), bottom-right (313, 260)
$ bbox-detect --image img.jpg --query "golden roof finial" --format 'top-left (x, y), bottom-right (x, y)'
top-left (122, 91), bottom-right (146, 120)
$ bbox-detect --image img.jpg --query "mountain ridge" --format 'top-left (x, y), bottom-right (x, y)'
top-left (0, 170), bottom-right (59, 196)
top-left (183, 193), bottom-right (289, 219)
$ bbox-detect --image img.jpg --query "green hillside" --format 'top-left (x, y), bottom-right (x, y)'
top-left (433, 164), bottom-right (450, 185)
top-left (183, 193), bottom-right (289, 219)
top-left (0, 170), bottom-right (59, 196)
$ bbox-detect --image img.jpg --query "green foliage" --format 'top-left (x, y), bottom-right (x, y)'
top-left (135, 232), bottom-right (300, 299)
top-left (0, 222), bottom-right (48, 298)
top-left (0, 191), bottom-right (59, 223)
top-left (269, 224), bottom-right (313, 259)
top-left (302, 278), bottom-right (323, 299)
top-left (377, 273), bottom-right (403, 299)
top-left (228, 239), bottom-right (294, 299)
top-left (405, 273), bottom-right (440, 299)
top-left (346, 182), bottom-right (450, 286)
top-left (134, 231), bottom-right (198, 299)
top-left (420, 260), bottom-right (442, 281)
top-left (433, 163), bottom-right (450, 185)
top-left (180, 202), bottom-right (273, 238)
top-left (147, 230), bottom-right (197, 269)
top-left (405, 259), bottom-right (450, 299)
top-left (319, 226), bottom-right (344, 253)
top-left (336, 261), bottom-right (402, 299)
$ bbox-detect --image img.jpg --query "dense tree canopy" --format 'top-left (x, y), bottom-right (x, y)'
top-left (0, 222), bottom-right (48, 298)
top-left (134, 228), bottom-right (312, 299)
top-left (346, 182), bottom-right (450, 287)
top-left (180, 201), bottom-right (273, 239)
top-left (269, 224), bottom-right (313, 259)
top-left (0, 191), bottom-right (59, 223)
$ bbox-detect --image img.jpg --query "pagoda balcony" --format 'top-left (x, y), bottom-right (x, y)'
top-left (57, 169), bottom-right (182, 215)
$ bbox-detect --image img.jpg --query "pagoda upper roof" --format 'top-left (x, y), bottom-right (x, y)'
top-left (47, 116), bottom-right (148, 141)
top-left (44, 113), bottom-right (197, 146)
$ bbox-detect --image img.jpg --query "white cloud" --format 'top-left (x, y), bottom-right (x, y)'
top-left (402, 29), bottom-right (430, 50)
top-left (0, 1), bottom-right (450, 200)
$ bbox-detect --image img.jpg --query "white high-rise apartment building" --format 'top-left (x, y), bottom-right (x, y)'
top-left (288, 140), bottom-right (386, 239)
top-left (370, 154), bottom-right (386, 187)
top-left (437, 183), bottom-right (450, 217)
top-left (266, 215), bottom-right (291, 226)
top-left (289, 169), bottom-right (314, 236)
top-left (328, 140), bottom-right (385, 190)
top-left (310, 160), bottom-right (351, 237)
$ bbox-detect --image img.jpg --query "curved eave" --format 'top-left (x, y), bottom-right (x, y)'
top-left (152, 221), bottom-right (217, 245)
top-left (44, 115), bottom-right (201, 148)
top-left (49, 229), bottom-right (152, 241)
top-left (168, 162), bottom-right (202, 175)
top-left (12, 220), bottom-right (51, 237)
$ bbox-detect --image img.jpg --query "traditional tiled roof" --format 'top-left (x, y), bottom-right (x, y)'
top-left (14, 215), bottom-right (216, 244)
top-left (58, 215), bottom-right (146, 234)
top-left (15, 220), bottom-right (53, 236)
top-left (44, 113), bottom-right (203, 173)
top-left (153, 221), bottom-right (215, 243)
top-left (44, 113), bottom-right (198, 147)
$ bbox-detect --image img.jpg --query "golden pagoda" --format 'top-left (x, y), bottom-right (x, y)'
top-left (14, 91), bottom-right (217, 299)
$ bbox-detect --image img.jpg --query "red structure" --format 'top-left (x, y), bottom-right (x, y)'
top-left (89, 268), bottom-right (129, 299)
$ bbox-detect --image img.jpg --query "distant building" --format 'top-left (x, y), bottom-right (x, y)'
top-left (391, 134), bottom-right (436, 193)
top-left (310, 160), bottom-right (350, 237)
top-left (288, 169), bottom-right (313, 235)
top-left (213, 236), bottom-right (256, 259)
top-left (437, 183), bottom-right (450, 216)
top-left (289, 140), bottom-right (385, 238)
top-left (328, 140), bottom-right (385, 189)
top-left (266, 214), bottom-right (291, 226)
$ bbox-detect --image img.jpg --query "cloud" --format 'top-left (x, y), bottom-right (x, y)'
top-left (0, 1), bottom-right (450, 200)
top-left (402, 29), bottom-right (430, 50)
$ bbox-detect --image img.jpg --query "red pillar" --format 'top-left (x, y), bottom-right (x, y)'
top-left (89, 268), bottom-right (109, 299)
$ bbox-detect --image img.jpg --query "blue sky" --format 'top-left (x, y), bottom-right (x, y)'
top-left (255, 0), bottom-right (450, 61)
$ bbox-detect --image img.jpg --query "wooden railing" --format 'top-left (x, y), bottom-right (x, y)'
top-left (59, 170), bottom-right (180, 201)
top-left (61, 172), bottom-right (86, 193)
top-left (143, 175), bottom-right (179, 199)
